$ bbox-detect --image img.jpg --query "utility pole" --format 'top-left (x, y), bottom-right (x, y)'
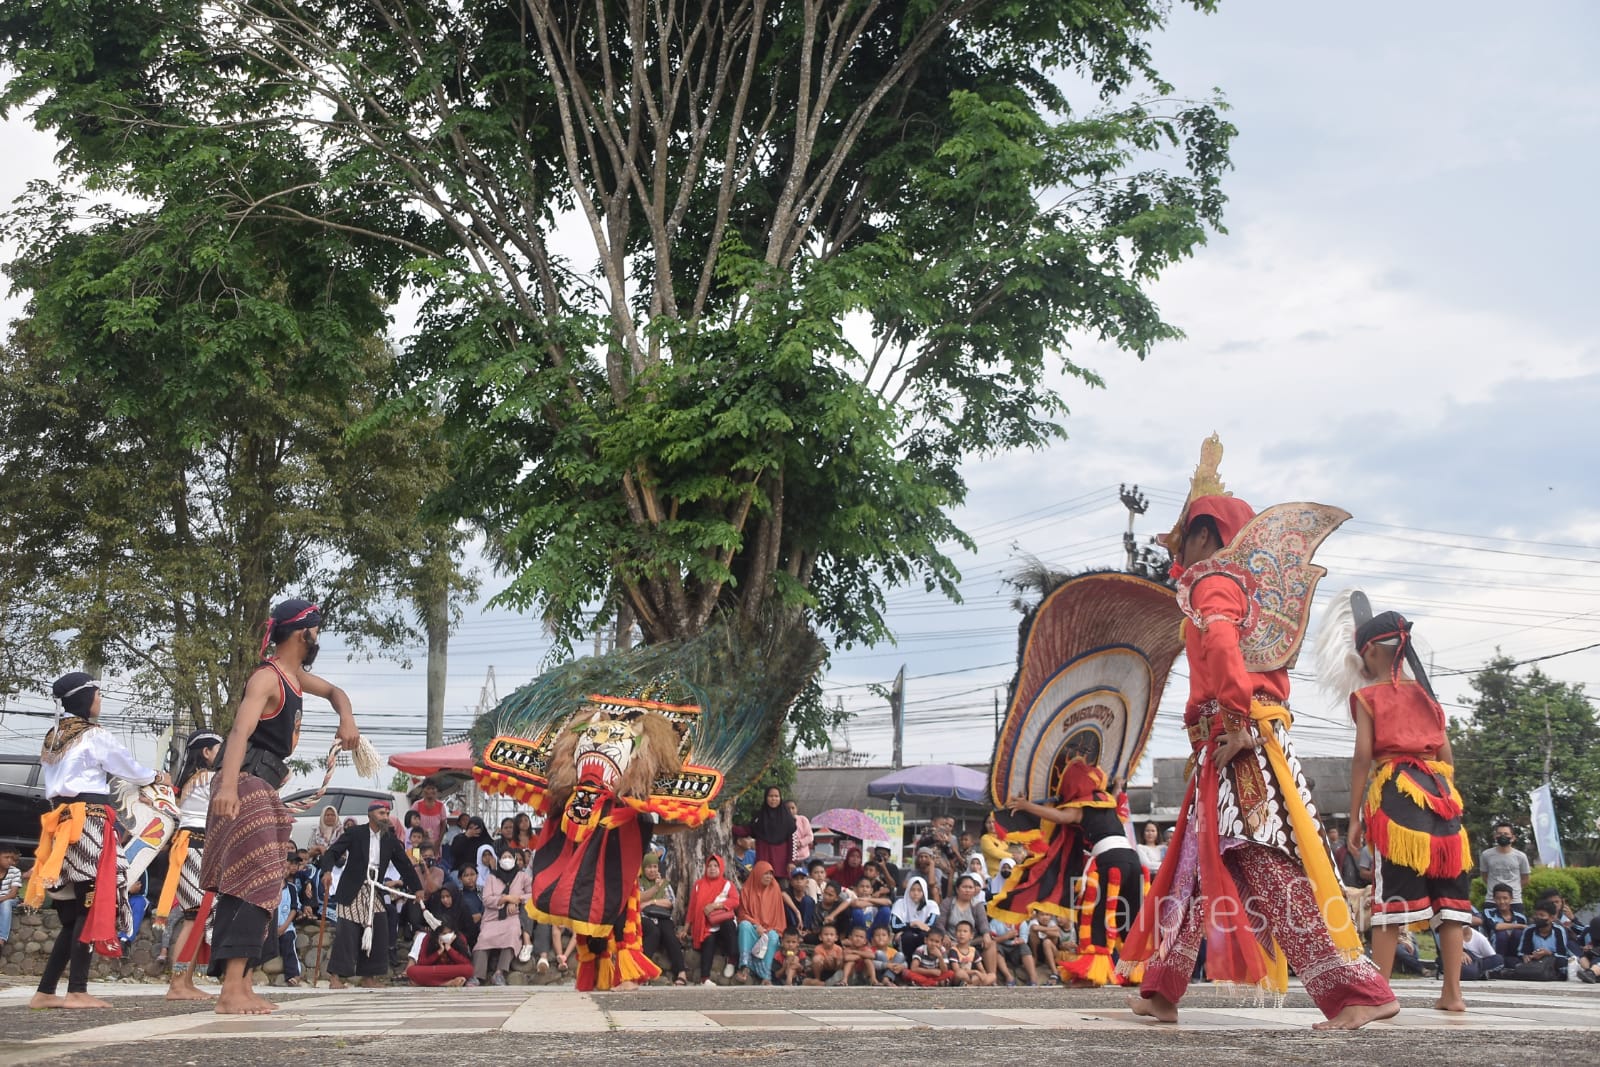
top-left (1119, 484), bottom-right (1148, 571)
top-left (890, 666), bottom-right (905, 770)
top-left (993, 690), bottom-right (1001, 744)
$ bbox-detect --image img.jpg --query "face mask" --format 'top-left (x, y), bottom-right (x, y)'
top-left (498, 856), bottom-right (516, 871)
top-left (439, 932), bottom-right (455, 945)
top-left (1496, 835), bottom-right (1513, 847)
top-left (301, 635), bottom-right (321, 667)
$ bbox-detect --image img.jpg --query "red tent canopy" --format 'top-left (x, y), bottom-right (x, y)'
top-left (387, 741), bottom-right (475, 776)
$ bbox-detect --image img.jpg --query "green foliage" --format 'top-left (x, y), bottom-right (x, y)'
top-left (0, 0), bottom-right (1236, 659)
top-left (1527, 868), bottom-right (1582, 909)
top-left (0, 167), bottom-right (459, 730)
top-left (1447, 657), bottom-right (1600, 861)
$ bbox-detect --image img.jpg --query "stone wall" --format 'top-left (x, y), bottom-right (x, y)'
top-left (0, 907), bottom-right (724, 986)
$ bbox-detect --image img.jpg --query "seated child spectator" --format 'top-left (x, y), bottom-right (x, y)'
top-left (1481, 883), bottom-right (1529, 957)
top-left (0, 846), bottom-right (21, 952)
top-left (818, 880), bottom-right (854, 936)
top-left (890, 876), bottom-right (940, 959)
top-left (806, 924), bottom-right (844, 985)
top-left (1391, 929), bottom-right (1429, 976)
top-left (902, 927), bottom-right (954, 986)
top-left (784, 868), bottom-right (815, 935)
top-left (1029, 907), bottom-right (1069, 978)
top-left (805, 860), bottom-right (828, 902)
top-left (831, 925), bottom-right (875, 986)
top-left (850, 877), bottom-right (892, 933)
top-left (1576, 916), bottom-right (1600, 984)
top-left (950, 920), bottom-right (997, 986)
top-left (775, 931), bottom-right (810, 987)
top-left (1460, 925), bottom-right (1505, 981)
top-left (407, 924), bottom-right (475, 987)
top-left (1510, 900), bottom-right (1571, 981)
top-left (988, 857), bottom-right (1015, 899)
top-left (991, 913), bottom-right (1037, 986)
top-left (869, 925), bottom-right (908, 987)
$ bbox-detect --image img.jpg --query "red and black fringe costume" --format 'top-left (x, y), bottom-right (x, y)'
top-left (1353, 680), bottom-right (1472, 925)
top-left (527, 779), bottom-right (660, 991)
top-left (988, 761), bottom-right (1143, 986)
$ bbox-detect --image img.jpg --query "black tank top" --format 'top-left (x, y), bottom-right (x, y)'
top-left (1079, 806), bottom-right (1128, 847)
top-left (249, 661), bottom-right (303, 759)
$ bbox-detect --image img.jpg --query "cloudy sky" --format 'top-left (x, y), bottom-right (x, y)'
top-left (2, 0), bottom-right (1596, 796)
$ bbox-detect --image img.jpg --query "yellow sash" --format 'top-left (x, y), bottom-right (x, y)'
top-left (1253, 701), bottom-right (1364, 970)
top-left (24, 802), bottom-right (88, 908)
top-left (155, 828), bottom-right (192, 920)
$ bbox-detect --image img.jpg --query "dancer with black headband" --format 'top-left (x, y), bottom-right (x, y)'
top-left (203, 598), bottom-right (360, 1015)
top-left (1320, 592), bottom-right (1472, 1013)
top-left (156, 728), bottom-right (224, 1002)
top-left (25, 673), bottom-right (164, 1009)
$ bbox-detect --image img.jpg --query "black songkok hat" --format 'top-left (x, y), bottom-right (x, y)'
top-left (51, 671), bottom-right (99, 718)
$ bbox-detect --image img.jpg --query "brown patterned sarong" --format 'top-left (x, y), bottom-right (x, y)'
top-left (200, 774), bottom-right (293, 912)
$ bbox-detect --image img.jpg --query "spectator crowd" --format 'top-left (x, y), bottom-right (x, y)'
top-left (4, 782), bottom-right (1594, 993)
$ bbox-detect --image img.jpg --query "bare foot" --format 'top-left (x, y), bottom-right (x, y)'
top-left (611, 980), bottom-right (640, 992)
top-left (1312, 1000), bottom-right (1400, 1030)
top-left (165, 985), bottom-right (215, 1002)
top-left (215, 990), bottom-right (273, 1015)
top-left (62, 992), bottom-right (111, 1009)
top-left (28, 993), bottom-right (66, 1010)
top-left (360, 978), bottom-right (385, 989)
top-left (1128, 993), bottom-right (1179, 1023)
top-left (1434, 996), bottom-right (1466, 1013)
top-left (444, 977), bottom-right (466, 988)
top-left (328, 977), bottom-right (348, 990)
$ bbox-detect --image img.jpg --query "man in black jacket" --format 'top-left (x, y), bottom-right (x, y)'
top-left (319, 800), bottom-right (421, 987)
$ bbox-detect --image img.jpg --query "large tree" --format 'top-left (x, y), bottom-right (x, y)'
top-left (0, 160), bottom-right (461, 734)
top-left (1448, 657), bottom-right (1600, 861)
top-left (0, 0), bottom-right (1234, 664)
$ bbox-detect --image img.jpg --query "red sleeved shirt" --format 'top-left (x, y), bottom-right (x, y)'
top-left (1182, 574), bottom-right (1289, 726)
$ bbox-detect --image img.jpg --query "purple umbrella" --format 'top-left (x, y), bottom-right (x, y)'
top-left (866, 764), bottom-right (989, 804)
top-left (810, 808), bottom-right (891, 844)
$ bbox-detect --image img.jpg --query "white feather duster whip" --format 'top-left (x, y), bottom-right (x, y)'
top-left (1315, 589), bottom-right (1368, 711)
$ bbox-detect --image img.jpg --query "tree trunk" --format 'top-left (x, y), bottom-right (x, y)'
top-left (425, 581), bottom-right (448, 749)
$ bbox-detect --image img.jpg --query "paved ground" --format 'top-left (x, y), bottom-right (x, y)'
top-left (0, 978), bottom-right (1594, 1065)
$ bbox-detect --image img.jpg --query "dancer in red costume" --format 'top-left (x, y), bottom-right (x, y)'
top-left (991, 759), bottom-right (1142, 986)
top-left (524, 697), bottom-right (692, 991)
top-left (1320, 593), bottom-right (1472, 1012)
top-left (1122, 436), bottom-right (1398, 1030)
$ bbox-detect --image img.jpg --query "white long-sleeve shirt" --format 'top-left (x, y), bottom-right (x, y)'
top-left (42, 725), bottom-right (156, 799)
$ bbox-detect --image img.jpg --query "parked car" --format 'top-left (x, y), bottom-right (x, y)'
top-left (283, 787), bottom-right (407, 847)
top-left (0, 753), bottom-right (49, 868)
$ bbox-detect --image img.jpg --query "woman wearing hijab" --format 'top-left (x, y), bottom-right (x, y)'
top-left (749, 787), bottom-right (797, 875)
top-left (427, 885), bottom-right (473, 951)
top-left (471, 848), bottom-right (530, 986)
top-left (638, 853), bottom-right (688, 985)
top-left (736, 861), bottom-right (787, 983)
top-left (686, 854), bottom-right (740, 985)
top-left (406, 922), bottom-right (475, 987)
top-left (891, 875), bottom-right (941, 958)
top-left (826, 845), bottom-right (867, 889)
top-left (312, 805), bottom-right (342, 851)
